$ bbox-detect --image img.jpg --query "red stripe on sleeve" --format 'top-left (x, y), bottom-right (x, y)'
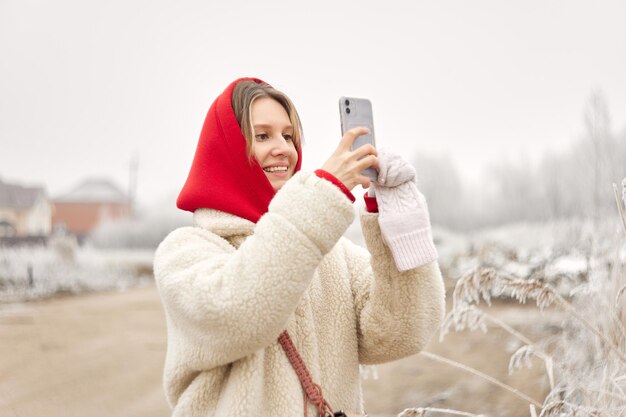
top-left (314, 169), bottom-right (355, 203)
top-left (364, 194), bottom-right (379, 213)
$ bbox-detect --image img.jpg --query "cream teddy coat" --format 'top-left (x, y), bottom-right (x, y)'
top-left (154, 171), bottom-right (445, 416)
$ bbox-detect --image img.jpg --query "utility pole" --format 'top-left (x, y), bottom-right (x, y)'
top-left (129, 151), bottom-right (139, 217)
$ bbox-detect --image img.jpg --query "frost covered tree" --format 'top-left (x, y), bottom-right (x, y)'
top-left (412, 153), bottom-right (468, 229)
top-left (581, 89), bottom-right (613, 222)
top-left (409, 90), bottom-right (624, 230)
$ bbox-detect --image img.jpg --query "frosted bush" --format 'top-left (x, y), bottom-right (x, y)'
top-left (432, 231), bottom-right (626, 417)
top-left (0, 245), bottom-right (154, 302)
top-left (88, 207), bottom-right (190, 249)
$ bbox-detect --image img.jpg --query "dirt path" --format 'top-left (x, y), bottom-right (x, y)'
top-left (0, 286), bottom-right (558, 417)
top-left (0, 286), bottom-right (170, 417)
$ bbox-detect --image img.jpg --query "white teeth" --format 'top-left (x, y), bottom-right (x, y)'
top-left (264, 166), bottom-right (288, 173)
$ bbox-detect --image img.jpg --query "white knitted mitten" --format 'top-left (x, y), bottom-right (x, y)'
top-left (370, 148), bottom-right (438, 271)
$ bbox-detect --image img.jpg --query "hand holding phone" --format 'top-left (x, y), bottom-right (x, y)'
top-left (339, 97), bottom-right (378, 181)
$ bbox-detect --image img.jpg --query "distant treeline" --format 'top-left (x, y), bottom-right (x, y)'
top-left (416, 91), bottom-right (626, 231)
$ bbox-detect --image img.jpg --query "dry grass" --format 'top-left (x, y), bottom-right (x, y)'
top-left (380, 178), bottom-right (626, 417)
top-left (362, 299), bottom-right (559, 417)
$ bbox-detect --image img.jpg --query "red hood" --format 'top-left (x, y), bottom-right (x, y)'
top-left (177, 77), bottom-right (303, 223)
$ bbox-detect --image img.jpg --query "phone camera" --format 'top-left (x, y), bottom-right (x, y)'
top-left (346, 108), bottom-right (351, 114)
top-left (344, 99), bottom-right (350, 106)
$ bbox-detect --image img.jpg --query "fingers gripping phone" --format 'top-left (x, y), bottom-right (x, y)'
top-left (339, 97), bottom-right (378, 181)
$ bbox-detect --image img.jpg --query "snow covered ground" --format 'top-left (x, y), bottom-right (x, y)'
top-left (2, 216), bottom-right (623, 302)
top-left (0, 239), bottom-right (154, 302)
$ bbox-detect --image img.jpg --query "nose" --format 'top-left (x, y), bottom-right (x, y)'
top-left (271, 135), bottom-right (294, 156)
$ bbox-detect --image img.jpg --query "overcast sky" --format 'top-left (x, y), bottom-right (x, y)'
top-left (1, 0), bottom-right (625, 209)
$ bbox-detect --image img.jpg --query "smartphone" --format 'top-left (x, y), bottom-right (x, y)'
top-left (339, 97), bottom-right (377, 180)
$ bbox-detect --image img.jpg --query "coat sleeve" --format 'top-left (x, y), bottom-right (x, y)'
top-left (153, 171), bottom-right (355, 369)
top-left (344, 210), bottom-right (445, 364)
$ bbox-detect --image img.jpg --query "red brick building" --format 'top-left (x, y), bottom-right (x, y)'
top-left (52, 178), bottom-right (131, 238)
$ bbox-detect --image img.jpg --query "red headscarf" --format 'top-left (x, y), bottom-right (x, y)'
top-left (177, 78), bottom-right (303, 223)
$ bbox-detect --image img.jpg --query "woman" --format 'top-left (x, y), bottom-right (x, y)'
top-left (154, 77), bottom-right (445, 417)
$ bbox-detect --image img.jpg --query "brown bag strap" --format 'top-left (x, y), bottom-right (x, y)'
top-left (278, 330), bottom-right (335, 417)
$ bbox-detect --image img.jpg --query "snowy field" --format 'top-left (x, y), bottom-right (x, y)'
top-left (346, 216), bottom-right (625, 293)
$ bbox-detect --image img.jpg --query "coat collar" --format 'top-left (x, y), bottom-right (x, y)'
top-left (193, 208), bottom-right (255, 238)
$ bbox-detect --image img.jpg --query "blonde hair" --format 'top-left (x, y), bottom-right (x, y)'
top-left (232, 81), bottom-right (303, 158)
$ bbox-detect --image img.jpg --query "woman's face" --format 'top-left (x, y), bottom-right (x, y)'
top-left (251, 97), bottom-right (298, 192)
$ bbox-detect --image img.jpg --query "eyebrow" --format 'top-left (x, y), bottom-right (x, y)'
top-left (253, 123), bottom-right (293, 130)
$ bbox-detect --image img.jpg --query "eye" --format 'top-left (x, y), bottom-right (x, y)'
top-left (255, 133), bottom-right (269, 141)
top-left (282, 133), bottom-right (293, 141)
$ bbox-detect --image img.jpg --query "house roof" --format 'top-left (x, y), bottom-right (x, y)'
top-left (54, 178), bottom-right (128, 204)
top-left (0, 179), bottom-right (46, 209)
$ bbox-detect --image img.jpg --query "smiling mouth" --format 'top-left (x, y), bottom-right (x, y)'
top-left (263, 166), bottom-right (288, 173)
